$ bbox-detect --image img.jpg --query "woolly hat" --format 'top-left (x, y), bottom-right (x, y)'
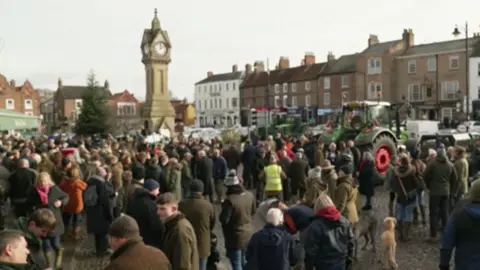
top-left (144, 179), bottom-right (160, 192)
top-left (339, 164), bottom-right (353, 175)
top-left (283, 205), bottom-right (315, 234)
top-left (224, 169), bottom-right (240, 186)
top-left (108, 215), bottom-right (141, 240)
top-left (190, 179), bottom-right (204, 193)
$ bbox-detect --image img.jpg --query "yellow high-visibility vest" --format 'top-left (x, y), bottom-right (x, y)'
top-left (264, 164), bottom-right (282, 191)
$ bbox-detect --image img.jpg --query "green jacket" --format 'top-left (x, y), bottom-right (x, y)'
top-left (11, 218), bottom-right (46, 269)
top-left (0, 261), bottom-right (41, 270)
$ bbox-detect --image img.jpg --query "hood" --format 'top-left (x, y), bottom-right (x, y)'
top-left (257, 225), bottom-right (284, 247)
top-left (12, 217), bottom-right (41, 249)
top-left (464, 203), bottom-right (480, 219)
top-left (435, 153), bottom-right (448, 163)
top-left (284, 205), bottom-right (315, 234)
top-left (88, 174), bottom-right (105, 183)
top-left (395, 164), bottom-right (414, 178)
top-left (315, 206), bottom-right (341, 221)
top-left (337, 175), bottom-right (357, 188)
top-left (133, 186), bottom-right (155, 200)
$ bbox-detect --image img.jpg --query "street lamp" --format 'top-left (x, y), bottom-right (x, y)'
top-left (452, 22), bottom-right (470, 120)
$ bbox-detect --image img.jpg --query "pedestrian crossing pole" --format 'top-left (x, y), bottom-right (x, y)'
top-left (265, 58), bottom-right (270, 139)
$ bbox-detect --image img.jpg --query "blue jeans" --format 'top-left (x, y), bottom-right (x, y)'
top-left (396, 203), bottom-right (415, 222)
top-left (226, 249), bottom-right (246, 270)
top-left (42, 235), bottom-right (61, 252)
top-left (199, 257), bottom-right (208, 270)
top-left (63, 212), bottom-right (82, 227)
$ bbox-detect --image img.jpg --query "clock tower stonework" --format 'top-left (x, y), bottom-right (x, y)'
top-left (140, 9), bottom-right (175, 135)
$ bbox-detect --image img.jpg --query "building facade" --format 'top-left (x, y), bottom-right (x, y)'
top-left (54, 78), bottom-right (112, 131)
top-left (109, 90), bottom-right (142, 134)
top-left (396, 35), bottom-right (480, 120)
top-left (195, 65), bottom-right (243, 127)
top-left (0, 74), bottom-right (40, 116)
top-left (470, 44), bottom-right (480, 119)
top-left (40, 97), bottom-right (55, 133)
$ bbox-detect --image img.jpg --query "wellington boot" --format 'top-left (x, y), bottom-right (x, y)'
top-left (419, 205), bottom-right (427, 226)
top-left (55, 248), bottom-right (64, 269)
top-left (44, 251), bottom-right (55, 268)
top-left (388, 201), bottom-right (395, 217)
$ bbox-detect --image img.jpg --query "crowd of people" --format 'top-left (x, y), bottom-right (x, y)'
top-left (0, 132), bottom-right (478, 270)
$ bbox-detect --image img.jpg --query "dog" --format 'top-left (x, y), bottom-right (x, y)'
top-left (353, 210), bottom-right (377, 260)
top-left (379, 217), bottom-right (398, 269)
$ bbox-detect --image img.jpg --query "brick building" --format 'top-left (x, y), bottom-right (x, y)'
top-left (0, 74), bottom-right (40, 116)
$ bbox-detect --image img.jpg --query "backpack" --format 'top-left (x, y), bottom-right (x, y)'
top-left (83, 184), bottom-right (98, 207)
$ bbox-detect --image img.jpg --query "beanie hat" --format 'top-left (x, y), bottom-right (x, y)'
top-left (283, 205), bottom-right (315, 234)
top-left (339, 164), bottom-right (353, 175)
top-left (108, 215), bottom-right (141, 240)
top-left (224, 169), bottom-right (240, 186)
top-left (144, 179), bottom-right (160, 191)
top-left (132, 166), bottom-right (145, 181)
top-left (190, 179), bottom-right (204, 193)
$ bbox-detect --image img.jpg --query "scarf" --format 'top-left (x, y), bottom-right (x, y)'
top-left (36, 186), bottom-right (50, 205)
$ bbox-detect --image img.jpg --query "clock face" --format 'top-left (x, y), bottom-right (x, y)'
top-left (143, 44), bottom-right (150, 55)
top-left (154, 42), bottom-right (168, 56)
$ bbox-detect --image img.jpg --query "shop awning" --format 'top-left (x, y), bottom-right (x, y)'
top-left (0, 109), bottom-right (40, 130)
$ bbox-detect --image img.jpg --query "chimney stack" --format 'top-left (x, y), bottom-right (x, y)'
top-left (304, 52), bottom-right (315, 65)
top-left (301, 60), bottom-right (305, 66)
top-left (245, 64), bottom-right (252, 74)
top-left (327, 52), bottom-right (335, 63)
top-left (278, 57), bottom-right (289, 69)
top-left (368, 34), bottom-right (379, 47)
top-left (207, 71), bottom-right (213, 77)
top-left (402, 29), bottom-right (414, 47)
top-left (57, 78), bottom-right (62, 88)
top-left (232, 64), bottom-right (238, 72)
top-left (9, 80), bottom-right (15, 87)
top-left (254, 61), bottom-right (265, 72)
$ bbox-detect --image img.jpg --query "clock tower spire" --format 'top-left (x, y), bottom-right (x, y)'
top-left (140, 9), bottom-right (175, 135)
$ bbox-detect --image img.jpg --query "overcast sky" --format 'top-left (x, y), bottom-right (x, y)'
top-left (0, 0), bottom-right (478, 101)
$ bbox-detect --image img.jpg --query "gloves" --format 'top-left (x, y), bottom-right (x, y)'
top-left (439, 265), bottom-right (449, 270)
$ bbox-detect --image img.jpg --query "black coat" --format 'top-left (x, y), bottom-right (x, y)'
top-left (358, 160), bottom-right (375, 197)
top-left (195, 157), bottom-right (213, 195)
top-left (27, 185), bottom-right (69, 235)
top-left (125, 187), bottom-right (164, 249)
top-left (8, 168), bottom-right (37, 202)
top-left (85, 175), bottom-right (113, 235)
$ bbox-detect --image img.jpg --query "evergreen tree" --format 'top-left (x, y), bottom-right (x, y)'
top-left (75, 71), bottom-right (111, 135)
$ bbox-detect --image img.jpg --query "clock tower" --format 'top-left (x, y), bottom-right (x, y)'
top-left (140, 8), bottom-right (175, 135)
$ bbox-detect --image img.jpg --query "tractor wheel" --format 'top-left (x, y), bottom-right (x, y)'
top-left (372, 134), bottom-right (396, 175)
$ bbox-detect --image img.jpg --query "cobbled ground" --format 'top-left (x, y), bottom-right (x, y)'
top-left (69, 187), bottom-right (443, 270)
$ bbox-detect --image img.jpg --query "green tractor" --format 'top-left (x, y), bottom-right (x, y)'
top-left (320, 101), bottom-right (400, 176)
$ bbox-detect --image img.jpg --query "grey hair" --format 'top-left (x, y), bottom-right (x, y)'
top-left (265, 208), bottom-right (283, 226)
top-left (428, 148), bottom-right (437, 158)
top-left (18, 158), bottom-right (29, 168)
top-left (329, 142), bottom-right (336, 151)
top-left (198, 150), bottom-right (206, 157)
